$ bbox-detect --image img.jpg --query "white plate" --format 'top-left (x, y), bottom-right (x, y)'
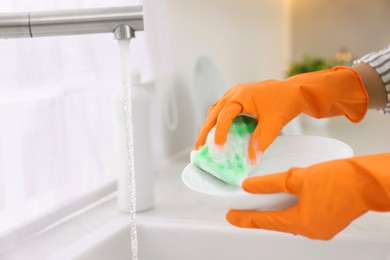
top-left (182, 135), bottom-right (353, 211)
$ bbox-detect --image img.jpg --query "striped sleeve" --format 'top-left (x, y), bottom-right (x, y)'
top-left (353, 45), bottom-right (390, 114)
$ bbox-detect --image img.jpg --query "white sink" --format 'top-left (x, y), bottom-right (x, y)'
top-left (51, 155), bottom-right (390, 260)
top-left (51, 215), bottom-right (390, 260)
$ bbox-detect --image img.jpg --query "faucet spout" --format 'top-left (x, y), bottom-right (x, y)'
top-left (114, 24), bottom-right (135, 40)
top-left (0, 6), bottom-right (143, 39)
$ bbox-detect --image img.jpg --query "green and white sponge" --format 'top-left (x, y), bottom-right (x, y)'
top-left (191, 115), bottom-right (258, 185)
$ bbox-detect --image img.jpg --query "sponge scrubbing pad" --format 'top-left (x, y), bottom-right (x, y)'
top-left (191, 116), bottom-right (258, 185)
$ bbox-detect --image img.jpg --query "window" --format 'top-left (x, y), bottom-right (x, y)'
top-left (0, 0), bottom-right (145, 252)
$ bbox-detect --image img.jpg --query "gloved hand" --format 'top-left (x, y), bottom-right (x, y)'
top-left (195, 66), bottom-right (368, 162)
top-left (226, 154), bottom-right (390, 240)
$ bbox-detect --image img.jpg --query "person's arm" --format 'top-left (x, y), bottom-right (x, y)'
top-left (354, 62), bottom-right (387, 109)
top-left (353, 45), bottom-right (390, 111)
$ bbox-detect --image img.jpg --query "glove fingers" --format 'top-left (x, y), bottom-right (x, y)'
top-left (257, 120), bottom-right (284, 153)
top-left (226, 207), bottom-right (298, 235)
top-left (194, 118), bottom-right (216, 150)
top-left (214, 102), bottom-right (243, 145)
top-left (206, 101), bottom-right (218, 116)
top-left (248, 125), bottom-right (262, 163)
top-left (194, 101), bottom-right (225, 149)
top-left (242, 172), bottom-right (291, 194)
top-left (247, 118), bottom-right (284, 163)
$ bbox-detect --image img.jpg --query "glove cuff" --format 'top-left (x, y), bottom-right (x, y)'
top-left (293, 66), bottom-right (368, 122)
top-left (353, 154), bottom-right (390, 212)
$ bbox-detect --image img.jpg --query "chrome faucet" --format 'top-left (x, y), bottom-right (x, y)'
top-left (0, 6), bottom-right (142, 40)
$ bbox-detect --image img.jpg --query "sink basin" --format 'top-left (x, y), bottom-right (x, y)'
top-left (52, 215), bottom-right (390, 260)
top-left (51, 155), bottom-right (390, 260)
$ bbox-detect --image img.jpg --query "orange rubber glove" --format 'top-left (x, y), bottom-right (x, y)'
top-left (226, 153), bottom-right (390, 240)
top-left (195, 66), bottom-right (368, 162)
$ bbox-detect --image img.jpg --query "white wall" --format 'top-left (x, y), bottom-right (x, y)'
top-left (144, 0), bottom-right (292, 164)
top-left (291, 0), bottom-right (390, 60)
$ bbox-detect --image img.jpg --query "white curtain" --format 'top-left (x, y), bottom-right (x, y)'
top-left (0, 0), bottom-right (145, 252)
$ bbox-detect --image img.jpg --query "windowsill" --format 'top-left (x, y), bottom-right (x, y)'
top-left (0, 193), bottom-right (121, 259)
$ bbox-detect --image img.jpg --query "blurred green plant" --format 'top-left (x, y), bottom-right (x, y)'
top-left (286, 55), bottom-right (332, 77)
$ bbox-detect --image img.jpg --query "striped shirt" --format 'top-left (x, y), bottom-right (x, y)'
top-left (353, 45), bottom-right (390, 113)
